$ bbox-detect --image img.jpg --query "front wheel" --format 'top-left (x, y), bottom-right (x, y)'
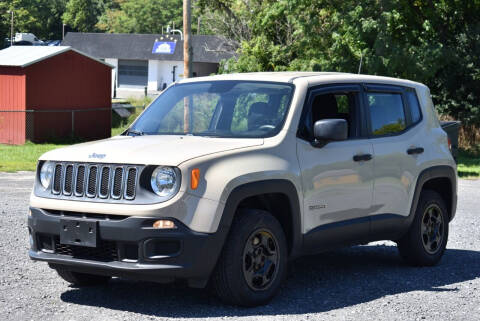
top-left (211, 209), bottom-right (288, 307)
top-left (397, 190), bottom-right (449, 266)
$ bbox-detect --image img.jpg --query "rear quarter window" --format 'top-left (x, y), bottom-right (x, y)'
top-left (406, 91), bottom-right (422, 124)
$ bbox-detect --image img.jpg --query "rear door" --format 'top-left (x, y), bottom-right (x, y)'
top-left (296, 84), bottom-right (375, 252)
top-left (364, 85), bottom-right (425, 238)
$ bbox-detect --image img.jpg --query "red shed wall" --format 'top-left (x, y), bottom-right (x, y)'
top-left (0, 67), bottom-right (26, 144)
top-left (25, 50), bottom-right (111, 142)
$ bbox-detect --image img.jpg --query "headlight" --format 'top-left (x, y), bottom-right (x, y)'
top-left (39, 161), bottom-right (54, 189)
top-left (150, 166), bottom-right (180, 199)
top-left (40, 162), bottom-right (54, 189)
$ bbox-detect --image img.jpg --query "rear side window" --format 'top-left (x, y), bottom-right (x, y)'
top-left (367, 93), bottom-right (406, 136)
top-left (406, 91), bottom-right (422, 124)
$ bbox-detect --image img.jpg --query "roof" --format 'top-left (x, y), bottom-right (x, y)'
top-left (178, 72), bottom-right (424, 88)
top-left (62, 32), bottom-right (236, 63)
top-left (0, 46), bottom-right (113, 68)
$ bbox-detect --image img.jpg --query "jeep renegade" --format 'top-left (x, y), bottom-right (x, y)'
top-left (28, 72), bottom-right (457, 306)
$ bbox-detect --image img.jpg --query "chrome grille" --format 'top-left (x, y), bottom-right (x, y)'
top-left (63, 165), bottom-right (74, 195)
top-left (75, 165), bottom-right (86, 196)
top-left (50, 163), bottom-right (139, 201)
top-left (52, 164), bottom-right (63, 194)
top-left (86, 166), bottom-right (98, 197)
top-left (99, 166), bottom-right (111, 198)
top-left (125, 167), bottom-right (137, 200)
top-left (111, 167), bottom-right (123, 199)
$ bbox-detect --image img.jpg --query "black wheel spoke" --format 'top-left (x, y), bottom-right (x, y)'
top-left (242, 228), bottom-right (280, 291)
top-left (421, 204), bottom-right (444, 255)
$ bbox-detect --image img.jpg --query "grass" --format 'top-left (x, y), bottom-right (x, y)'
top-left (0, 97), bottom-right (150, 172)
top-left (457, 149), bottom-right (480, 178)
top-left (3, 142), bottom-right (478, 175)
top-left (1, 98), bottom-right (479, 176)
top-left (111, 96), bottom-right (150, 136)
top-left (0, 142), bottom-right (66, 172)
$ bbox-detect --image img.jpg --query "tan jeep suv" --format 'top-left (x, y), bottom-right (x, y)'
top-left (28, 72), bottom-right (457, 306)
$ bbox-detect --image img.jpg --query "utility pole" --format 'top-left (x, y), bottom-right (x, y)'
top-left (183, 0), bottom-right (192, 79)
top-left (183, 0), bottom-right (193, 133)
top-left (8, 10), bottom-right (14, 46)
top-left (62, 23), bottom-right (65, 40)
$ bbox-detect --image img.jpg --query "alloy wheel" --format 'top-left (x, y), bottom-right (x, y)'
top-left (421, 204), bottom-right (445, 254)
top-left (242, 229), bottom-right (280, 291)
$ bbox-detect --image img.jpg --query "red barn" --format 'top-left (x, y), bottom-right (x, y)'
top-left (0, 46), bottom-right (112, 145)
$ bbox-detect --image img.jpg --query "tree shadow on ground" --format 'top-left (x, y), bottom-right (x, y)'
top-left (60, 244), bottom-right (480, 317)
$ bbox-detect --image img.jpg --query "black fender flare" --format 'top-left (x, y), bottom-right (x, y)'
top-left (408, 165), bottom-right (457, 225)
top-left (217, 179), bottom-right (303, 260)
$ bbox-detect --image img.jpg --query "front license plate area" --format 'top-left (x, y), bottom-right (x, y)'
top-left (60, 219), bottom-right (98, 248)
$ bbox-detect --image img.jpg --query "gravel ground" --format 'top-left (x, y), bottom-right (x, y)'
top-left (0, 172), bottom-right (479, 321)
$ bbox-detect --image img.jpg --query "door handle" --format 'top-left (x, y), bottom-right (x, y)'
top-left (353, 154), bottom-right (372, 162)
top-left (407, 147), bottom-right (424, 155)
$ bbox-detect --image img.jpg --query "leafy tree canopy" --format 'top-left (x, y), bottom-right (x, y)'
top-left (97, 0), bottom-right (183, 34)
top-left (62, 0), bottom-right (103, 32)
top-left (200, 0), bottom-right (480, 127)
top-left (0, 0), bottom-right (67, 42)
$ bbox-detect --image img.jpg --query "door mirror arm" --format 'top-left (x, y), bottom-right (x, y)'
top-left (310, 138), bottom-right (329, 148)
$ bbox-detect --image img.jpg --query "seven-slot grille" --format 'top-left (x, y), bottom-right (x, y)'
top-left (52, 163), bottom-right (138, 201)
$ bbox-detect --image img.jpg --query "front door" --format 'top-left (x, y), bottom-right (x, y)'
top-left (296, 85), bottom-right (375, 252)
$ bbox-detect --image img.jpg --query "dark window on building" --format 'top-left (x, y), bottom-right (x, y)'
top-left (406, 91), bottom-right (422, 124)
top-left (367, 93), bottom-right (406, 136)
top-left (118, 60), bottom-right (148, 87)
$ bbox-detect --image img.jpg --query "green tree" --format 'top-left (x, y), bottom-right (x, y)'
top-left (203, 0), bottom-right (480, 129)
top-left (97, 0), bottom-right (183, 34)
top-left (62, 0), bottom-right (102, 32)
top-left (1, 0), bottom-right (67, 45)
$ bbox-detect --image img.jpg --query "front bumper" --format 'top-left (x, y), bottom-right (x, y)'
top-left (28, 207), bottom-right (226, 287)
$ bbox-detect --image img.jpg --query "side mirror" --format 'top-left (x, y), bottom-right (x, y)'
top-left (312, 119), bottom-right (348, 147)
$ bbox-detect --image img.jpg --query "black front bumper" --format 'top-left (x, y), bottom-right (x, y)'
top-left (28, 207), bottom-right (227, 287)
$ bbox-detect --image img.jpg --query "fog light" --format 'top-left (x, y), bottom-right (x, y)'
top-left (153, 220), bottom-right (176, 229)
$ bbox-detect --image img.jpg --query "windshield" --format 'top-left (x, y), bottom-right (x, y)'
top-left (127, 81), bottom-right (294, 138)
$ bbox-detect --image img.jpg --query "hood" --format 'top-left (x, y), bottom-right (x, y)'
top-left (40, 135), bottom-right (264, 166)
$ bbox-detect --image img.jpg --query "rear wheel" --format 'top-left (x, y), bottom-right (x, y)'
top-left (211, 209), bottom-right (288, 307)
top-left (53, 265), bottom-right (111, 286)
top-left (397, 190), bottom-right (449, 266)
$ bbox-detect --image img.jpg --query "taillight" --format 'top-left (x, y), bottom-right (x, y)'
top-left (448, 138), bottom-right (452, 151)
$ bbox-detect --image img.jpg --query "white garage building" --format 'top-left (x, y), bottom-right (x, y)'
top-left (63, 32), bottom-right (235, 98)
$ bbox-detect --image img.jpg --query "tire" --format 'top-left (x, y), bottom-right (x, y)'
top-left (211, 209), bottom-right (288, 307)
top-left (397, 190), bottom-right (449, 266)
top-left (53, 265), bottom-right (111, 286)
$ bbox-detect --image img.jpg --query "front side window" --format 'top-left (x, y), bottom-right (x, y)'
top-left (128, 81), bottom-right (294, 138)
top-left (367, 93), bottom-right (406, 136)
top-left (299, 91), bottom-right (358, 140)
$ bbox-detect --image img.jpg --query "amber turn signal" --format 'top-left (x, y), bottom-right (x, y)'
top-left (191, 168), bottom-right (200, 190)
top-left (152, 220), bottom-right (176, 229)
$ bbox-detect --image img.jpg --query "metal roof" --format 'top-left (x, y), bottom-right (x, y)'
top-left (61, 32), bottom-right (236, 63)
top-left (0, 45), bottom-right (113, 68)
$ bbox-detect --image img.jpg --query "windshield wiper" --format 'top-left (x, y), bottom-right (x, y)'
top-left (126, 128), bottom-right (145, 136)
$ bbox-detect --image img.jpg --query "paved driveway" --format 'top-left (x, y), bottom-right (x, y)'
top-left (1, 172), bottom-right (479, 320)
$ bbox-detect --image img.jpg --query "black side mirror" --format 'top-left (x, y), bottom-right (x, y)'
top-left (312, 119), bottom-right (348, 147)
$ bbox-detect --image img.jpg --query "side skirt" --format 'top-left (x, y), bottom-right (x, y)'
top-left (302, 214), bottom-right (410, 255)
